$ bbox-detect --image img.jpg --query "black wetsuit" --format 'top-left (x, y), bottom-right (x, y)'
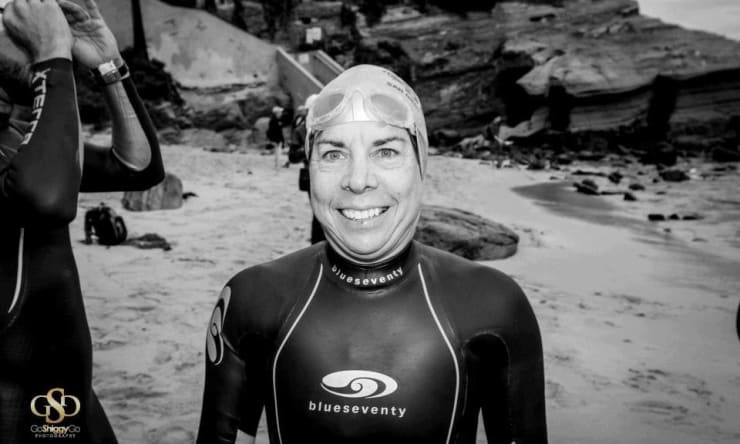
top-left (198, 241), bottom-right (547, 444)
top-left (0, 59), bottom-right (163, 443)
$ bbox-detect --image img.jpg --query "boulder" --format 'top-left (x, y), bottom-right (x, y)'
top-left (607, 171), bottom-right (623, 184)
top-left (659, 169), bottom-right (690, 182)
top-left (681, 212), bottom-right (704, 221)
top-left (189, 101), bottom-right (249, 131)
top-left (122, 173), bottom-right (183, 211)
top-left (574, 179), bottom-right (600, 195)
top-left (555, 153), bottom-right (574, 165)
top-left (453, 135), bottom-right (491, 158)
top-left (415, 205), bottom-right (519, 261)
top-left (527, 156), bottom-right (549, 170)
top-left (238, 88), bottom-right (292, 124)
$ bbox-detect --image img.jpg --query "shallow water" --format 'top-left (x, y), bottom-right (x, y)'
top-left (512, 181), bottom-right (634, 227)
top-left (511, 179), bottom-right (740, 288)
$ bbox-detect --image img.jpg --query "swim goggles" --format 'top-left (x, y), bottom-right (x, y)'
top-left (308, 88), bottom-right (419, 135)
top-left (305, 65), bottom-right (429, 174)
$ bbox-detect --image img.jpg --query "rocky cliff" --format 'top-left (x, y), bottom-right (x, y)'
top-left (349, 0), bottom-right (740, 147)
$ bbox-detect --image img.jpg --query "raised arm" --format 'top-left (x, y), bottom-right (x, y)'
top-left (79, 70), bottom-right (164, 192)
top-left (59, 0), bottom-right (164, 192)
top-left (0, 1), bottom-right (79, 226)
top-left (479, 278), bottom-right (548, 444)
top-left (197, 286), bottom-right (265, 444)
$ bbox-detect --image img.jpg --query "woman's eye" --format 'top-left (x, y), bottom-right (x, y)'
top-left (322, 150), bottom-right (345, 161)
top-left (376, 148), bottom-right (397, 158)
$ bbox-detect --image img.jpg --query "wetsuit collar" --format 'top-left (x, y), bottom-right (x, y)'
top-left (324, 242), bottom-right (418, 289)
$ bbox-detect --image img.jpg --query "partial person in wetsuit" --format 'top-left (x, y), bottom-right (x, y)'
top-left (0, 1), bottom-right (164, 442)
top-left (197, 65), bottom-right (547, 443)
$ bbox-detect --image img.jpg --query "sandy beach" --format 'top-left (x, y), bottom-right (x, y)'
top-left (72, 141), bottom-right (740, 444)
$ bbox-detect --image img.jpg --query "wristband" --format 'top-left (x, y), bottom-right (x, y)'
top-left (92, 60), bottom-right (129, 86)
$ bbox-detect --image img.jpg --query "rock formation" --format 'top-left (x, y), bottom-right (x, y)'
top-left (122, 173), bottom-right (184, 211)
top-left (353, 0), bottom-right (740, 149)
top-left (415, 205), bottom-right (519, 260)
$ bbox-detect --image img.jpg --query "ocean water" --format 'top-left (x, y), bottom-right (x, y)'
top-left (639, 0), bottom-right (740, 40)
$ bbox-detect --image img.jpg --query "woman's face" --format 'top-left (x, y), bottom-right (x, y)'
top-left (309, 121), bottom-right (423, 265)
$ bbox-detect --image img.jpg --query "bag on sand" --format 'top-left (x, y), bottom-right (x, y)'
top-left (85, 204), bottom-right (128, 246)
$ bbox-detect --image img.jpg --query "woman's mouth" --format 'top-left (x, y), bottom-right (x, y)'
top-left (339, 207), bottom-right (389, 221)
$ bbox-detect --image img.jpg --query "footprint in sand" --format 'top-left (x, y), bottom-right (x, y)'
top-left (610, 293), bottom-right (669, 320)
top-left (631, 399), bottom-right (690, 424)
top-left (625, 367), bottom-right (721, 429)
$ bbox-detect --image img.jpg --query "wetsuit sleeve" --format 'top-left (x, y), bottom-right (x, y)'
top-left (0, 58), bottom-right (80, 226)
top-left (197, 285), bottom-right (266, 444)
top-left (79, 75), bottom-right (164, 192)
top-left (479, 278), bottom-right (548, 444)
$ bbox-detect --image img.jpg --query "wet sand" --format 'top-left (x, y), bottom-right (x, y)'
top-left (73, 144), bottom-right (740, 443)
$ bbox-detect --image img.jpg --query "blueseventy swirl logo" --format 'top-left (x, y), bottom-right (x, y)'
top-left (320, 370), bottom-right (398, 399)
top-left (206, 286), bottom-right (231, 365)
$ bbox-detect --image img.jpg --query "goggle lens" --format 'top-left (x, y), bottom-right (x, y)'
top-left (312, 92), bottom-right (345, 124)
top-left (368, 93), bottom-right (410, 127)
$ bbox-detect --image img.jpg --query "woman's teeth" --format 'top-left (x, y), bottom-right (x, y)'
top-left (340, 207), bottom-right (386, 221)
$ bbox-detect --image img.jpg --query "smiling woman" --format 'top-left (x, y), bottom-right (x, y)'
top-left (198, 65), bottom-right (548, 444)
top-left (310, 121), bottom-right (423, 264)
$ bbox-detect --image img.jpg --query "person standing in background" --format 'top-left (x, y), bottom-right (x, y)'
top-left (267, 105), bottom-right (284, 168)
top-left (291, 94), bottom-right (325, 244)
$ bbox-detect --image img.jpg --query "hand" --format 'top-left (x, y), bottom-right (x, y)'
top-left (58, 0), bottom-right (120, 68)
top-left (2, 0), bottom-right (73, 63)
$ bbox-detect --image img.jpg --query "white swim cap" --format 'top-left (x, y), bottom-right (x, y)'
top-left (306, 65), bottom-right (428, 176)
